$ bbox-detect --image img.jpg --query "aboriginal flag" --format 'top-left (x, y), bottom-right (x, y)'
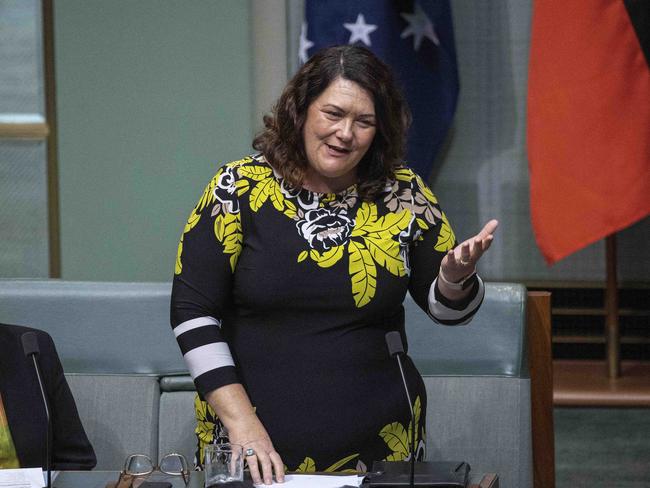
top-left (301, 0), bottom-right (459, 179)
top-left (527, 0), bottom-right (650, 264)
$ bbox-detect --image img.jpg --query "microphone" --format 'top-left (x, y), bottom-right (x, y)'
top-left (21, 332), bottom-right (52, 488)
top-left (367, 332), bottom-right (471, 487)
top-left (385, 331), bottom-right (416, 488)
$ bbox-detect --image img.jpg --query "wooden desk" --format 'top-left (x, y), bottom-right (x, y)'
top-left (469, 473), bottom-right (499, 488)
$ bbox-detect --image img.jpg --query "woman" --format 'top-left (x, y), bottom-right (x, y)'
top-left (0, 323), bottom-right (96, 470)
top-left (171, 45), bottom-right (497, 485)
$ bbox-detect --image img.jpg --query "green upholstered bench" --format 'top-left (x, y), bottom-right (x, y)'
top-left (0, 280), bottom-right (534, 487)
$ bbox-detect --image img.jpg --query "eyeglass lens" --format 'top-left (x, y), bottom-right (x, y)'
top-left (126, 454), bottom-right (154, 475)
top-left (160, 453), bottom-right (188, 475)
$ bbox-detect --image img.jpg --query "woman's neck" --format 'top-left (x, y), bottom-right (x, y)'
top-left (301, 168), bottom-right (357, 194)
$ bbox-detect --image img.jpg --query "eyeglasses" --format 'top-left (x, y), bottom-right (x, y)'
top-left (116, 452), bottom-right (190, 487)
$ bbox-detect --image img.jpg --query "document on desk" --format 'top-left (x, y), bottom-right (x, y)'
top-left (254, 473), bottom-right (362, 487)
top-left (0, 468), bottom-right (45, 488)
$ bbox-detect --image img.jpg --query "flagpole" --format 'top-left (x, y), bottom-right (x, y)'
top-left (605, 234), bottom-right (620, 379)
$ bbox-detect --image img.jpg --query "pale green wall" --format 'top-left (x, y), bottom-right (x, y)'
top-left (54, 0), bottom-right (253, 281)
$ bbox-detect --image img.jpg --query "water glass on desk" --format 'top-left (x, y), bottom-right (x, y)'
top-left (204, 444), bottom-right (244, 486)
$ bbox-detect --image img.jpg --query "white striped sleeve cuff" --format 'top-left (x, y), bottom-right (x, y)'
top-left (427, 275), bottom-right (485, 325)
top-left (184, 342), bottom-right (235, 380)
top-left (173, 316), bottom-right (221, 338)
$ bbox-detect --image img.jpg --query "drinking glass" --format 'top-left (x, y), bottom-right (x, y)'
top-left (204, 443), bottom-right (244, 486)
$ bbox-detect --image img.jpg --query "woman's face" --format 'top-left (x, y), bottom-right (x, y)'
top-left (302, 77), bottom-right (376, 192)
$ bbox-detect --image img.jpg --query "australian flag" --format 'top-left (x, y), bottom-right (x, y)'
top-left (301, 0), bottom-right (459, 179)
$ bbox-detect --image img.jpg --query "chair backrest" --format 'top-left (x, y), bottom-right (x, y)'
top-left (0, 279), bottom-right (184, 374)
top-left (0, 280), bottom-right (177, 469)
top-left (405, 283), bottom-right (532, 488)
top-left (65, 374), bottom-right (160, 470)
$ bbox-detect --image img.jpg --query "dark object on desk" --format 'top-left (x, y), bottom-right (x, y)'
top-left (138, 482), bottom-right (173, 488)
top-left (366, 461), bottom-right (470, 487)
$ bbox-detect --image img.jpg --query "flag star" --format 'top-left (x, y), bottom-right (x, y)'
top-left (299, 22), bottom-right (314, 64)
top-left (343, 13), bottom-right (377, 46)
top-left (400, 3), bottom-right (440, 51)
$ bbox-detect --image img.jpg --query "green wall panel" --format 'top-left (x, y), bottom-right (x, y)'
top-left (54, 0), bottom-right (252, 281)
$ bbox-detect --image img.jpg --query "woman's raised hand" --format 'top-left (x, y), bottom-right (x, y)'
top-left (440, 219), bottom-right (499, 284)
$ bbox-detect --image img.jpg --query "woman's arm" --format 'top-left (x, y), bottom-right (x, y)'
top-left (406, 173), bottom-right (496, 324)
top-left (171, 162), bottom-right (284, 485)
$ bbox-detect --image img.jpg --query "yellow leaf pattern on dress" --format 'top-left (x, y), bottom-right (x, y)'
top-left (238, 164), bottom-right (272, 181)
top-left (309, 246), bottom-right (344, 268)
top-left (175, 168), bottom-right (225, 274)
top-left (416, 218), bottom-right (429, 232)
top-left (297, 457), bottom-right (316, 473)
top-left (235, 178), bottom-right (250, 196)
top-left (379, 422), bottom-right (409, 461)
top-left (175, 237), bottom-right (184, 274)
top-left (407, 395), bottom-right (421, 449)
top-left (350, 202), bottom-right (377, 237)
top-left (194, 394), bottom-right (216, 464)
top-left (365, 236), bottom-right (405, 277)
top-left (348, 240), bottom-right (377, 307)
top-left (324, 453), bottom-right (360, 472)
top-left (283, 199), bottom-right (297, 219)
top-left (297, 250), bottom-right (308, 262)
top-left (249, 177), bottom-right (272, 211)
top-left (266, 178), bottom-right (285, 212)
top-left (414, 174), bottom-right (438, 205)
top-left (434, 213), bottom-right (455, 252)
top-left (346, 204), bottom-right (411, 305)
top-left (381, 396), bottom-right (423, 462)
top-left (184, 209), bottom-right (202, 234)
top-left (395, 168), bottom-right (412, 182)
top-left (214, 213), bottom-right (242, 273)
top-left (370, 210), bottom-right (410, 238)
top-left (292, 453), bottom-right (360, 473)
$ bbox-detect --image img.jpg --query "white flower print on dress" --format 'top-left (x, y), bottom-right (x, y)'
top-left (296, 208), bottom-right (354, 252)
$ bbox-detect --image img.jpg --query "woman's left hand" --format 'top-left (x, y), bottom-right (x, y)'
top-left (440, 219), bottom-right (499, 283)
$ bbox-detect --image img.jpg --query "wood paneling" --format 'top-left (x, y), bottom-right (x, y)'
top-left (527, 291), bottom-right (554, 488)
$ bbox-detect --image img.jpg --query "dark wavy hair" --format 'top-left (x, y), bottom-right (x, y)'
top-left (252, 45), bottom-right (411, 200)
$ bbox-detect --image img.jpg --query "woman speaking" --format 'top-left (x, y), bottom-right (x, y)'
top-left (171, 45), bottom-right (497, 485)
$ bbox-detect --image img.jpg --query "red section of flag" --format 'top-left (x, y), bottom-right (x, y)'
top-left (527, 0), bottom-right (650, 265)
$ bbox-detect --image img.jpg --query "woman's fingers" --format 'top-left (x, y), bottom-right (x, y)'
top-left (258, 451), bottom-right (274, 485)
top-left (269, 451), bottom-right (285, 483)
top-left (477, 219), bottom-right (499, 240)
top-left (463, 220), bottom-right (498, 261)
top-left (441, 219), bottom-right (498, 283)
top-left (244, 442), bottom-right (284, 485)
top-left (247, 453), bottom-right (263, 485)
top-left (460, 241), bottom-right (471, 264)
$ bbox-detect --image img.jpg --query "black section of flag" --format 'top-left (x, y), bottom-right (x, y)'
top-left (624, 0), bottom-right (650, 67)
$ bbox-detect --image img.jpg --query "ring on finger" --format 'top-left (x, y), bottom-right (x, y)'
top-left (245, 448), bottom-right (255, 457)
top-left (459, 258), bottom-right (470, 265)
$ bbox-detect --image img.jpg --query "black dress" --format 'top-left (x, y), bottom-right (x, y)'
top-left (170, 155), bottom-right (483, 472)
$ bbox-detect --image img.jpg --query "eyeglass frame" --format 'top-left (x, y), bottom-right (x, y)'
top-left (117, 452), bottom-right (190, 486)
